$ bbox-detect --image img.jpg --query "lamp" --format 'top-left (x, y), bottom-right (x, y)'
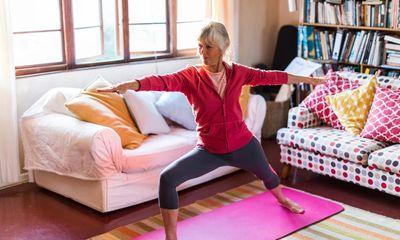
top-left (288, 0), bottom-right (297, 12)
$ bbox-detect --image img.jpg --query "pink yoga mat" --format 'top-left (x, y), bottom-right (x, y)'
top-left (134, 187), bottom-right (344, 240)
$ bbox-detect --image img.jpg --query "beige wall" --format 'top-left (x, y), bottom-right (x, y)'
top-left (238, 0), bottom-right (299, 68)
top-left (278, 0), bottom-right (300, 27)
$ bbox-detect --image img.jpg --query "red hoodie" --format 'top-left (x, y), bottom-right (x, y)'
top-left (138, 62), bottom-right (288, 153)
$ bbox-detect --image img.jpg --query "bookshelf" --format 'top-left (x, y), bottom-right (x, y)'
top-left (298, 0), bottom-right (400, 77)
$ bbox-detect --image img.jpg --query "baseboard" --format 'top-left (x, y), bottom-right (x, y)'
top-left (0, 172), bottom-right (29, 190)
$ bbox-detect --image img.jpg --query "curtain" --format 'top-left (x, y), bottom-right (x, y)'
top-left (0, 0), bottom-right (20, 184)
top-left (210, 0), bottom-right (239, 62)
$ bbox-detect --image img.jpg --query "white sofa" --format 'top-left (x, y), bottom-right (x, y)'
top-left (20, 88), bottom-right (267, 212)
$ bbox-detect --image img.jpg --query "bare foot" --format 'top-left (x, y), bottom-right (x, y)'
top-left (278, 198), bottom-right (305, 214)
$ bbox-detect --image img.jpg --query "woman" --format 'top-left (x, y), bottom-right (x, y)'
top-left (98, 22), bottom-right (324, 240)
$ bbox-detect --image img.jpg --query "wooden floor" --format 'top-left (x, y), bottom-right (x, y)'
top-left (0, 140), bottom-right (399, 240)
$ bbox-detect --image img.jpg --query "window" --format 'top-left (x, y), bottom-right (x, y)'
top-left (128, 0), bottom-right (168, 58)
top-left (176, 0), bottom-right (207, 50)
top-left (10, 0), bottom-right (210, 76)
top-left (73, 0), bottom-right (124, 64)
top-left (10, 0), bottom-right (63, 67)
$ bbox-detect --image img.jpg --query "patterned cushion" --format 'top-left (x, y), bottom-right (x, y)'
top-left (360, 86), bottom-right (400, 143)
top-left (377, 75), bottom-right (400, 90)
top-left (277, 127), bottom-right (390, 165)
top-left (338, 71), bottom-right (400, 90)
top-left (325, 77), bottom-right (377, 135)
top-left (368, 144), bottom-right (400, 175)
top-left (287, 106), bottom-right (322, 129)
top-left (338, 72), bottom-right (374, 85)
top-left (301, 71), bottom-right (359, 129)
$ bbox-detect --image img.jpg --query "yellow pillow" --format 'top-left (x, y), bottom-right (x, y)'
top-left (240, 85), bottom-right (251, 118)
top-left (325, 76), bottom-right (377, 136)
top-left (65, 76), bottom-right (146, 149)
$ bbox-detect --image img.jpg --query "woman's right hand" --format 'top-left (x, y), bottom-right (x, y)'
top-left (96, 81), bottom-right (139, 94)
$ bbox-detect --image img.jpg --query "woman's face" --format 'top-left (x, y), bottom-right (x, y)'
top-left (198, 40), bottom-right (223, 66)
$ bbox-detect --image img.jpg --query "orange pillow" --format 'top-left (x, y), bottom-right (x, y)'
top-left (65, 76), bottom-right (146, 149)
top-left (240, 85), bottom-right (251, 118)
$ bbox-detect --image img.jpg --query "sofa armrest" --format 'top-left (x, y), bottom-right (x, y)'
top-left (245, 94), bottom-right (266, 142)
top-left (21, 113), bottom-right (125, 180)
top-left (287, 106), bottom-right (322, 129)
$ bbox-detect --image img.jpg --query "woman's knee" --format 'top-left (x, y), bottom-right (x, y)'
top-left (159, 168), bottom-right (178, 189)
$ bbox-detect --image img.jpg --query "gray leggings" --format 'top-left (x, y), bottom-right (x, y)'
top-left (158, 137), bottom-right (280, 209)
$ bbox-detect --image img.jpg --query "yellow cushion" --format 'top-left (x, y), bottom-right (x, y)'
top-left (325, 76), bottom-right (377, 136)
top-left (240, 85), bottom-right (251, 118)
top-left (65, 76), bottom-right (146, 149)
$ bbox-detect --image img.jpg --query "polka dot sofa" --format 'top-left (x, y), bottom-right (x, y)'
top-left (277, 72), bottom-right (400, 197)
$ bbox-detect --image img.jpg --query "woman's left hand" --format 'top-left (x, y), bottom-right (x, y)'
top-left (307, 76), bottom-right (327, 86)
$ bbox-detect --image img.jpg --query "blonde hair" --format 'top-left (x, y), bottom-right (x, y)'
top-left (198, 21), bottom-right (230, 53)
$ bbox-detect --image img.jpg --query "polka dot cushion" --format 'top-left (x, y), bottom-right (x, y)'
top-left (280, 145), bottom-right (400, 196)
top-left (277, 127), bottom-right (390, 165)
top-left (368, 144), bottom-right (400, 175)
top-left (338, 71), bottom-right (400, 90)
top-left (301, 71), bottom-right (360, 130)
top-left (338, 72), bottom-right (374, 85)
top-left (325, 77), bottom-right (377, 136)
top-left (377, 75), bottom-right (400, 90)
top-left (360, 86), bottom-right (400, 143)
top-left (287, 106), bottom-right (322, 129)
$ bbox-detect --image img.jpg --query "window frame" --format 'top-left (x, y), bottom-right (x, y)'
top-left (14, 0), bottom-right (202, 76)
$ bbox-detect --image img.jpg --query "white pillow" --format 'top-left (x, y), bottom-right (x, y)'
top-left (124, 90), bottom-right (170, 134)
top-left (23, 88), bottom-right (78, 119)
top-left (155, 92), bottom-right (196, 130)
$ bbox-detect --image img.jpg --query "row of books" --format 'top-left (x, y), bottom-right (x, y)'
top-left (382, 34), bottom-right (400, 67)
top-left (298, 26), bottom-right (400, 67)
top-left (301, 0), bottom-right (400, 29)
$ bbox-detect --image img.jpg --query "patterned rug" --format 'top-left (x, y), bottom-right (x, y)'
top-left (89, 181), bottom-right (400, 240)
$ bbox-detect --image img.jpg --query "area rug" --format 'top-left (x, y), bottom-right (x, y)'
top-left (89, 181), bottom-right (400, 240)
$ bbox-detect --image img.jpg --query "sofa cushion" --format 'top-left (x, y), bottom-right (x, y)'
top-left (240, 85), bottom-right (251, 118)
top-left (339, 72), bottom-right (400, 90)
top-left (155, 92), bottom-right (197, 130)
top-left (368, 144), bottom-right (400, 175)
top-left (65, 76), bottom-right (146, 149)
top-left (301, 71), bottom-right (360, 130)
top-left (277, 127), bottom-right (390, 165)
top-left (124, 90), bottom-right (170, 134)
top-left (325, 76), bottom-right (377, 136)
top-left (122, 126), bottom-right (197, 173)
top-left (360, 86), bottom-right (400, 143)
top-left (287, 106), bottom-right (322, 129)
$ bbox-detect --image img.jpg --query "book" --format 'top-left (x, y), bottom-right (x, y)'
top-left (362, 1), bottom-right (383, 5)
top-left (348, 31), bottom-right (365, 63)
top-left (305, 26), bottom-right (316, 58)
top-left (326, 0), bottom-right (343, 4)
top-left (386, 43), bottom-right (400, 51)
top-left (332, 29), bottom-right (345, 61)
top-left (339, 31), bottom-right (351, 60)
top-left (384, 35), bottom-right (400, 44)
top-left (372, 34), bottom-right (384, 65)
top-left (297, 26), bottom-right (304, 57)
top-left (361, 32), bottom-right (374, 64)
top-left (356, 31), bottom-right (370, 63)
top-left (342, 32), bottom-right (356, 62)
top-left (367, 32), bottom-right (379, 64)
top-left (314, 30), bottom-right (323, 60)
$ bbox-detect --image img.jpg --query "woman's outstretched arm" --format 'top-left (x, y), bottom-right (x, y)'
top-left (287, 73), bottom-right (327, 86)
top-left (97, 80), bottom-right (139, 94)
